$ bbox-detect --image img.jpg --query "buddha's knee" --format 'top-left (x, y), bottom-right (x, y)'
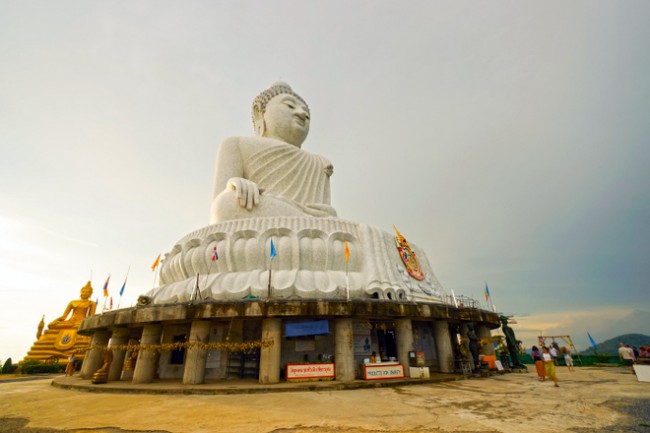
top-left (210, 190), bottom-right (304, 223)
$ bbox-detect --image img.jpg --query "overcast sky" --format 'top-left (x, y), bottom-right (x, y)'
top-left (1, 1), bottom-right (649, 362)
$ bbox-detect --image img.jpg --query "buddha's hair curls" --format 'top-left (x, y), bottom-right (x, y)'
top-left (251, 82), bottom-right (309, 130)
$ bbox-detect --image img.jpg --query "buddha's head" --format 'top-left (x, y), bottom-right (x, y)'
top-left (80, 281), bottom-right (93, 300)
top-left (252, 82), bottom-right (310, 147)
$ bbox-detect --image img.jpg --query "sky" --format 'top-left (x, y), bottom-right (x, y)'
top-left (1, 1), bottom-right (649, 363)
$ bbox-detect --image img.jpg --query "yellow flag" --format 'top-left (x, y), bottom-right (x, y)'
top-left (344, 240), bottom-right (350, 262)
top-left (151, 254), bottom-right (161, 271)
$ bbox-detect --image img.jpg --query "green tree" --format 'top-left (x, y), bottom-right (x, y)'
top-left (2, 358), bottom-right (15, 374)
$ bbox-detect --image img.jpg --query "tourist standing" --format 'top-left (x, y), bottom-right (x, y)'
top-left (65, 354), bottom-right (76, 376)
top-left (542, 347), bottom-right (559, 387)
top-left (531, 346), bottom-right (545, 381)
top-left (549, 343), bottom-right (559, 366)
top-left (619, 342), bottom-right (635, 372)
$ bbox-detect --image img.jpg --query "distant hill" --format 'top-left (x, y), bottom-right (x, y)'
top-left (580, 333), bottom-right (650, 355)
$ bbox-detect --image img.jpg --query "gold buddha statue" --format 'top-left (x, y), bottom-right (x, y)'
top-left (23, 282), bottom-right (97, 364)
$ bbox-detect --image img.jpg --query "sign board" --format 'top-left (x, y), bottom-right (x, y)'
top-left (495, 360), bottom-right (504, 371)
top-left (363, 363), bottom-right (405, 380)
top-left (286, 363), bottom-right (335, 381)
top-left (285, 320), bottom-right (329, 337)
top-left (409, 366), bottom-right (430, 379)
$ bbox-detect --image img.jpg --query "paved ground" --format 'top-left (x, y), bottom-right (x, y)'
top-left (0, 366), bottom-right (648, 433)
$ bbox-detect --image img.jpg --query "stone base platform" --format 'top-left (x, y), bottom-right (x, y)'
top-left (51, 372), bottom-right (475, 395)
top-left (79, 299), bottom-right (499, 331)
top-left (147, 216), bottom-right (445, 304)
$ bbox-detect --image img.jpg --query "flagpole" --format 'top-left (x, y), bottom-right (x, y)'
top-left (485, 282), bottom-right (497, 313)
top-left (192, 273), bottom-right (201, 303)
top-left (344, 240), bottom-right (350, 301)
top-left (268, 239), bottom-right (276, 299)
top-left (101, 275), bottom-right (110, 313)
top-left (204, 246), bottom-right (218, 293)
top-left (151, 254), bottom-right (161, 289)
top-left (345, 261), bottom-right (349, 300)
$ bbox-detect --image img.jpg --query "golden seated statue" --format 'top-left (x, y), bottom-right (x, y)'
top-left (23, 282), bottom-right (97, 364)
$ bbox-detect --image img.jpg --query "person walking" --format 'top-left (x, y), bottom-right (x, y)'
top-left (65, 354), bottom-right (76, 376)
top-left (542, 347), bottom-right (559, 387)
top-left (531, 346), bottom-right (545, 381)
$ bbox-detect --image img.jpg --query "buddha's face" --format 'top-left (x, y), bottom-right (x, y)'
top-left (263, 94), bottom-right (310, 147)
top-left (80, 286), bottom-right (92, 300)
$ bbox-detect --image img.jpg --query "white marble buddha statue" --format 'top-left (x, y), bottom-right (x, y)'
top-left (209, 82), bottom-right (337, 224)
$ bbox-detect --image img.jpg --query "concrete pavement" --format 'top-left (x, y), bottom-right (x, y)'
top-left (1, 366), bottom-right (648, 433)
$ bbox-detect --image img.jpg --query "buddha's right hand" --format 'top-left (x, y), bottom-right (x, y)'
top-left (227, 177), bottom-right (263, 210)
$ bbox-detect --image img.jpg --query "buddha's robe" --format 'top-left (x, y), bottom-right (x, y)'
top-left (210, 138), bottom-right (337, 223)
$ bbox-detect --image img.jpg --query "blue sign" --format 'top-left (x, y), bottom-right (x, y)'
top-left (285, 320), bottom-right (329, 337)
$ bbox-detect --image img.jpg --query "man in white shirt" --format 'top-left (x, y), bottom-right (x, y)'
top-left (619, 342), bottom-right (635, 369)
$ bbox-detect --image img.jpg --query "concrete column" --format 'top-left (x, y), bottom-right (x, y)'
top-left (476, 324), bottom-right (495, 356)
top-left (132, 324), bottom-right (162, 384)
top-left (433, 321), bottom-right (454, 373)
top-left (259, 318), bottom-right (281, 384)
top-left (183, 320), bottom-right (211, 385)
top-left (459, 323), bottom-right (474, 370)
top-left (107, 328), bottom-right (130, 382)
top-left (395, 318), bottom-right (414, 377)
top-left (80, 330), bottom-right (110, 379)
top-left (334, 318), bottom-right (355, 382)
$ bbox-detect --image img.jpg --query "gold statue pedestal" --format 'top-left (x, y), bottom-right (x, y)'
top-left (22, 282), bottom-right (97, 365)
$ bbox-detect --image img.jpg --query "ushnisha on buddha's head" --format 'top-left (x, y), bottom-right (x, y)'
top-left (252, 82), bottom-right (311, 148)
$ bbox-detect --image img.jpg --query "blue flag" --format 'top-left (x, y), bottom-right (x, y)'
top-left (588, 332), bottom-right (598, 350)
top-left (270, 239), bottom-right (277, 261)
top-left (119, 280), bottom-right (126, 297)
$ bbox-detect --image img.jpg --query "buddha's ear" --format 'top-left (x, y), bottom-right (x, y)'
top-left (253, 106), bottom-right (266, 137)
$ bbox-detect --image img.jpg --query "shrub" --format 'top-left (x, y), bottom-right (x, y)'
top-left (19, 359), bottom-right (64, 374)
top-left (1, 358), bottom-right (16, 374)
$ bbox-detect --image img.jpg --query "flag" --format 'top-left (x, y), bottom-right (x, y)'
top-left (119, 280), bottom-right (126, 297)
top-left (588, 332), bottom-right (598, 351)
top-left (102, 275), bottom-right (110, 297)
top-left (151, 254), bottom-right (161, 271)
top-left (484, 282), bottom-right (491, 302)
top-left (110, 297), bottom-right (113, 310)
top-left (344, 240), bottom-right (350, 262)
top-left (212, 246), bottom-right (218, 261)
top-left (270, 239), bottom-right (277, 261)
